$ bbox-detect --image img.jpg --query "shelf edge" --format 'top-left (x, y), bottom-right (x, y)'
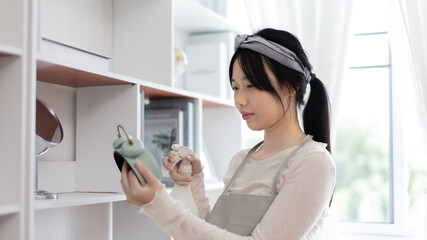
top-left (0, 204), bottom-right (20, 216)
top-left (0, 44), bottom-right (22, 56)
top-left (35, 192), bottom-right (126, 211)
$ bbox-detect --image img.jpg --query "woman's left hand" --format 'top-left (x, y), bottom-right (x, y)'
top-left (120, 160), bottom-right (163, 206)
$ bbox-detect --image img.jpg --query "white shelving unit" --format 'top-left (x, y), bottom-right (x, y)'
top-left (35, 193), bottom-right (126, 211)
top-left (0, 0), bottom-right (242, 239)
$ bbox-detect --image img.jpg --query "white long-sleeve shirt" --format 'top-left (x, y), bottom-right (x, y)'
top-left (139, 140), bottom-right (336, 240)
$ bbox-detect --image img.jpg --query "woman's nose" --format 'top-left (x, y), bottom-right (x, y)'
top-left (234, 91), bottom-right (248, 108)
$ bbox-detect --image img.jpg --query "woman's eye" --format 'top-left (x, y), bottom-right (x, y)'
top-left (231, 86), bottom-right (238, 91)
top-left (247, 84), bottom-right (254, 88)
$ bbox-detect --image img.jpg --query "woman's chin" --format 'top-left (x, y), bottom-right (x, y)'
top-left (246, 122), bottom-right (263, 131)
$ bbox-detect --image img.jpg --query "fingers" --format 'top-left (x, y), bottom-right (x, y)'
top-left (122, 160), bottom-right (129, 172)
top-left (161, 149), bottom-right (196, 185)
top-left (162, 156), bottom-right (175, 171)
top-left (120, 162), bottom-right (132, 198)
top-left (128, 169), bottom-right (141, 192)
top-left (168, 150), bottom-right (176, 159)
top-left (162, 151), bottom-right (177, 171)
top-left (174, 180), bottom-right (192, 186)
top-left (135, 160), bottom-right (157, 187)
top-left (184, 153), bottom-right (198, 164)
top-left (120, 160), bottom-right (163, 206)
top-left (184, 154), bottom-right (203, 176)
top-left (168, 168), bottom-right (192, 186)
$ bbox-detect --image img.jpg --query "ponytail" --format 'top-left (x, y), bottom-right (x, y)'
top-left (303, 77), bottom-right (332, 153)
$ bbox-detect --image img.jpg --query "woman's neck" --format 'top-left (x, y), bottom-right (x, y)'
top-left (252, 114), bottom-right (306, 160)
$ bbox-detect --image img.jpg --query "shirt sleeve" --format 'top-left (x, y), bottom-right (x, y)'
top-left (190, 171), bottom-right (211, 219)
top-left (137, 151), bottom-right (335, 240)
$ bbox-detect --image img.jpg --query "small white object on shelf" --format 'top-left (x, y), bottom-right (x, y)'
top-left (174, 46), bottom-right (188, 78)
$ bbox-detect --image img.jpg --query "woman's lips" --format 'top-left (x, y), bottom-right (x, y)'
top-left (241, 113), bottom-right (254, 120)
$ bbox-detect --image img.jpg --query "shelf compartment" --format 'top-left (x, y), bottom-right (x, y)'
top-left (36, 202), bottom-right (111, 240)
top-left (35, 192), bottom-right (126, 211)
top-left (173, 0), bottom-right (237, 33)
top-left (113, 0), bottom-right (237, 91)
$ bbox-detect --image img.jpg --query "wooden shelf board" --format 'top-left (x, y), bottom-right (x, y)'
top-left (35, 192), bottom-right (126, 210)
top-left (36, 57), bottom-right (235, 108)
top-left (0, 204), bottom-right (19, 216)
top-left (141, 85), bottom-right (189, 99)
top-left (203, 97), bottom-right (234, 108)
top-left (37, 59), bottom-right (131, 88)
top-left (140, 84), bottom-right (234, 108)
top-left (0, 52), bottom-right (14, 57)
top-left (0, 44), bottom-right (22, 57)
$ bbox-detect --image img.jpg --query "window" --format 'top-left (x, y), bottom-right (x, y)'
top-left (334, 0), bottom-right (405, 235)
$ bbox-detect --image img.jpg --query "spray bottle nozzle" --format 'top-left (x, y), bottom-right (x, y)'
top-left (171, 144), bottom-right (194, 175)
top-left (171, 144), bottom-right (194, 160)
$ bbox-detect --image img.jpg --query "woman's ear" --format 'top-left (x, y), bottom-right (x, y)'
top-left (286, 87), bottom-right (296, 96)
top-left (282, 83), bottom-right (296, 97)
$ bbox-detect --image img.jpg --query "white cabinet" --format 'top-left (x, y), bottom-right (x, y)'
top-left (0, 0), bottom-right (241, 239)
top-left (40, 0), bottom-right (113, 58)
top-left (0, 2), bottom-right (25, 240)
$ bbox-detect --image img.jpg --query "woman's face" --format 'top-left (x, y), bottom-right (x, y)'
top-left (231, 59), bottom-right (289, 131)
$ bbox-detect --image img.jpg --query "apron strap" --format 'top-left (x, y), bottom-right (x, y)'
top-left (221, 141), bottom-right (263, 195)
top-left (271, 135), bottom-right (313, 195)
top-left (222, 135), bottom-right (313, 196)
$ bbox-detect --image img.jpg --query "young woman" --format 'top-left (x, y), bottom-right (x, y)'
top-left (120, 28), bottom-right (336, 240)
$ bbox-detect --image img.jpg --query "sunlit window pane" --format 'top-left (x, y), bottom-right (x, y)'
top-left (334, 68), bottom-right (391, 223)
top-left (351, 0), bottom-right (389, 33)
top-left (348, 34), bottom-right (390, 67)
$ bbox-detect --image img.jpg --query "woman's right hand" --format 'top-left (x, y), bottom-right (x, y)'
top-left (162, 150), bottom-right (203, 186)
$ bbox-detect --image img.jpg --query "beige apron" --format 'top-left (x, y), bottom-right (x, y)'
top-left (206, 135), bottom-right (313, 236)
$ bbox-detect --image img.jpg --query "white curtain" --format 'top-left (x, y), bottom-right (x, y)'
top-left (389, 0), bottom-right (427, 138)
top-left (243, 1), bottom-right (354, 239)
top-left (389, 1), bottom-right (427, 239)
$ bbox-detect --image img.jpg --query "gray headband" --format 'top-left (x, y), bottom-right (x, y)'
top-left (234, 34), bottom-right (311, 82)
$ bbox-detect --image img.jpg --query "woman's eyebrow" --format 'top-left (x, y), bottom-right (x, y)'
top-left (231, 76), bottom-right (249, 82)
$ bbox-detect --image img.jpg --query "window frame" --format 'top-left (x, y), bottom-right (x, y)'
top-left (338, 31), bottom-right (407, 236)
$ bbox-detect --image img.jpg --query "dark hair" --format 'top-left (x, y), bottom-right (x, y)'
top-left (229, 28), bottom-right (332, 153)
